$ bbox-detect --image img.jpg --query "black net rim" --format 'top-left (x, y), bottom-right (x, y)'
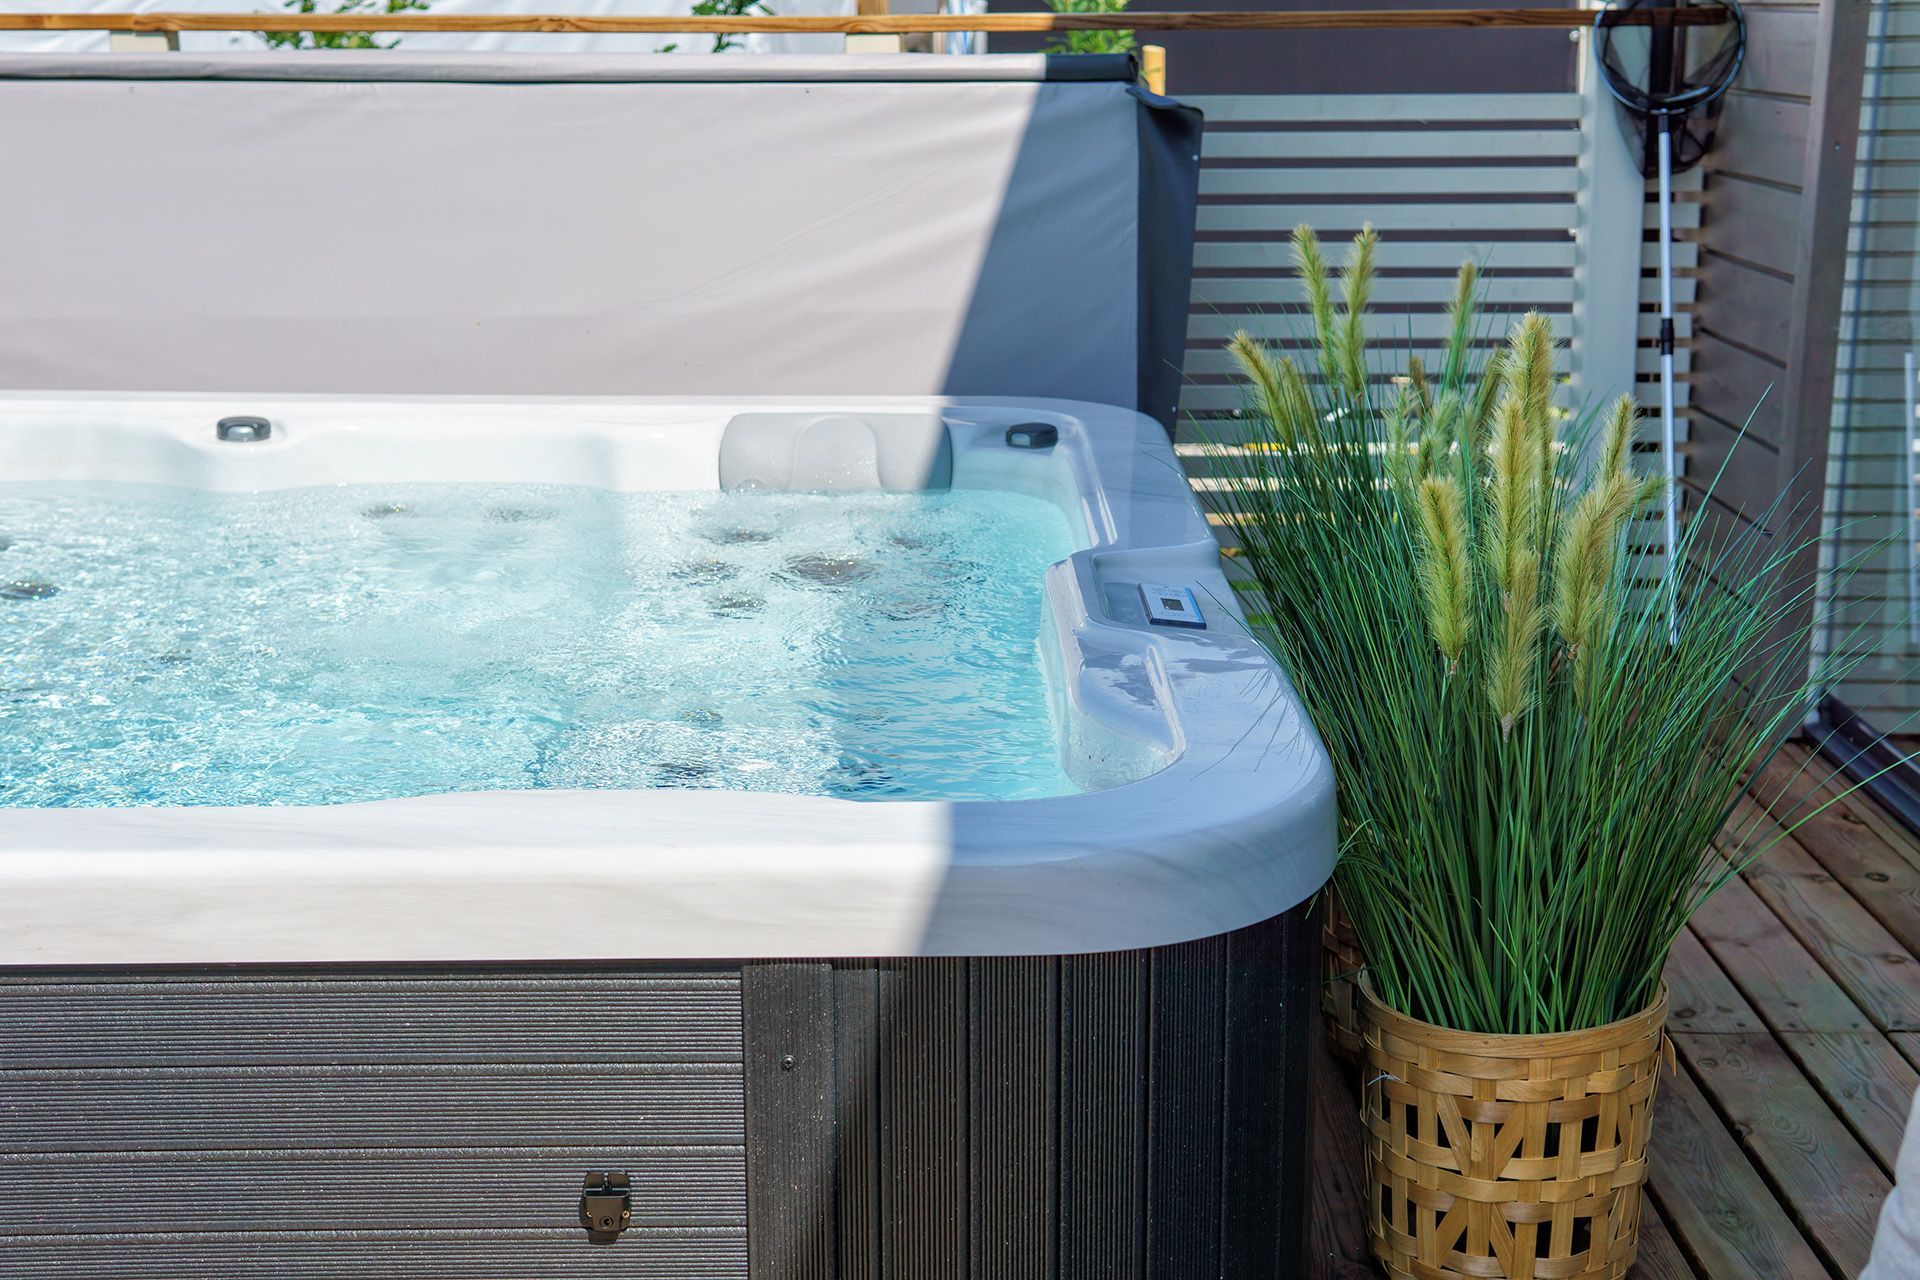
top-left (1592, 0), bottom-right (1748, 119)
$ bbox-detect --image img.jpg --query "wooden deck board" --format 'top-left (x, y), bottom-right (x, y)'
top-left (1776, 1030), bottom-right (1919, 1173)
top-left (1645, 1064), bottom-right (1836, 1278)
top-left (1631, 1202), bottom-right (1700, 1280)
top-left (1670, 1031), bottom-right (1889, 1277)
top-left (1307, 749), bottom-right (1920, 1279)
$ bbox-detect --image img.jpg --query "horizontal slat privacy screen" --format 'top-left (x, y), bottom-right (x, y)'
top-left (1826, 0), bottom-right (1920, 720)
top-left (1174, 90), bottom-right (1689, 577)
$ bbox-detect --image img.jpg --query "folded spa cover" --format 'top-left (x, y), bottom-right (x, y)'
top-left (0, 52), bottom-right (1201, 428)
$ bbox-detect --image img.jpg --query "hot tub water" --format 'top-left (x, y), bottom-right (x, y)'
top-left (0, 482), bottom-right (1080, 807)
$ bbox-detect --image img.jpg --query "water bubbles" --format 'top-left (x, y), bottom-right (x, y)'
top-left (486, 506), bottom-right (554, 524)
top-left (710, 593), bottom-right (764, 618)
top-left (783, 554), bottom-right (874, 586)
top-left (670, 559), bottom-right (739, 586)
top-left (701, 526), bottom-right (775, 546)
top-left (362, 502), bottom-right (414, 520)
top-left (1, 579), bottom-right (58, 600)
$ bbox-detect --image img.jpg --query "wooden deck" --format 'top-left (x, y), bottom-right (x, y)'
top-left (1309, 739), bottom-right (1919, 1280)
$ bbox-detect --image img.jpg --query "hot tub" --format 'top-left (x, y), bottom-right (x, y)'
top-left (0, 393), bottom-right (1335, 1279)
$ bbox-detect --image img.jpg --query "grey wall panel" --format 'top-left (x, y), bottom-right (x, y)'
top-left (1691, 331), bottom-right (1788, 452)
top-left (0, 1232), bottom-right (749, 1280)
top-left (830, 965), bottom-right (883, 1280)
top-left (1144, 932), bottom-right (1226, 1280)
top-left (0, 966), bottom-right (748, 1279)
top-left (0, 913), bottom-right (1316, 1279)
top-left (742, 963), bottom-right (837, 1280)
top-left (1690, 0), bottom-right (1871, 696)
top-left (1058, 949), bottom-right (1148, 1278)
top-left (742, 906), bottom-right (1315, 1280)
top-left (0, 1068), bottom-right (743, 1151)
top-left (877, 958), bottom-right (970, 1280)
top-left (0, 1151), bottom-right (746, 1233)
top-left (0, 972), bottom-right (742, 1066)
top-left (967, 956), bottom-right (1059, 1280)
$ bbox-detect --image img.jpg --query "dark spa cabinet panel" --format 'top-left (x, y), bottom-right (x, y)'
top-left (741, 903), bottom-right (1318, 1280)
top-left (0, 905), bottom-right (1314, 1280)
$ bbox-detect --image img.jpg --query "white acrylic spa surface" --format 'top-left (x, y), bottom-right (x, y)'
top-left (0, 395), bottom-right (1335, 962)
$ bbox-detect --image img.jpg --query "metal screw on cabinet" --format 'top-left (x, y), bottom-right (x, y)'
top-left (780, 1054), bottom-right (796, 1071)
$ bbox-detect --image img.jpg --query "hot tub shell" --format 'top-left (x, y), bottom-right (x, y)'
top-left (0, 394), bottom-right (1334, 1278)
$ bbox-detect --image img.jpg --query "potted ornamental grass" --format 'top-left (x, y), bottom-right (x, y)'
top-left (1209, 226), bottom-right (1875, 1280)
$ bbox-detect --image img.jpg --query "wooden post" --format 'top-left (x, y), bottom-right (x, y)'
top-left (1141, 43), bottom-right (1167, 94)
top-left (1772, 0), bottom-right (1872, 682)
top-left (107, 29), bottom-right (178, 50)
top-left (846, 0), bottom-right (903, 53)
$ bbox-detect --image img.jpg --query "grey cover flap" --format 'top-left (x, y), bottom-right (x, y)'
top-left (0, 54), bottom-right (1198, 426)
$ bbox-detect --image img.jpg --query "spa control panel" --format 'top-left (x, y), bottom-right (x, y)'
top-left (1139, 583), bottom-right (1205, 630)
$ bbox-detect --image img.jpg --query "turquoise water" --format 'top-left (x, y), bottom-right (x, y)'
top-left (0, 483), bottom-right (1081, 807)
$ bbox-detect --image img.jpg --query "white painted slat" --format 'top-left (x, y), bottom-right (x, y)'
top-left (1847, 132), bottom-right (1920, 163)
top-left (1182, 93), bottom-right (1582, 123)
top-left (1179, 346), bottom-right (1694, 377)
top-left (1202, 201), bottom-right (1695, 234)
top-left (1200, 130), bottom-right (1580, 160)
top-left (1190, 277), bottom-right (1578, 306)
top-left (1190, 312), bottom-right (1684, 343)
top-left (1198, 166), bottom-right (1581, 197)
top-left (1191, 241), bottom-right (1580, 270)
top-left (1175, 381), bottom-right (1696, 414)
top-left (1197, 203), bottom-right (1580, 232)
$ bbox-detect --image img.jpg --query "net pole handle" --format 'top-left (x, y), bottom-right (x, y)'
top-left (1906, 351), bottom-right (1919, 649)
top-left (1658, 120), bottom-right (1679, 644)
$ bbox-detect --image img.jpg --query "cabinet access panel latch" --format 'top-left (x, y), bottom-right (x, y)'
top-left (580, 1172), bottom-right (632, 1244)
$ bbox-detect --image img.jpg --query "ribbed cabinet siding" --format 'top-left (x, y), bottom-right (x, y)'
top-left (0, 968), bottom-right (748, 1279)
top-left (740, 904), bottom-right (1317, 1280)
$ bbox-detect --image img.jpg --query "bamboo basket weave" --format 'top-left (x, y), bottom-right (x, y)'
top-left (1322, 896), bottom-right (1367, 1065)
top-left (1358, 980), bottom-right (1668, 1280)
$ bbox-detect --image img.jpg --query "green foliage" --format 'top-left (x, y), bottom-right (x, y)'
top-left (1041, 0), bottom-right (1135, 55)
top-left (262, 0), bottom-right (428, 50)
top-left (663, 0), bottom-right (774, 54)
top-left (1210, 224), bottom-right (1882, 1036)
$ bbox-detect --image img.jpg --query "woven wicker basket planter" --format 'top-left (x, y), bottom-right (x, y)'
top-left (1359, 979), bottom-right (1668, 1280)
top-left (1322, 895), bottom-right (1367, 1065)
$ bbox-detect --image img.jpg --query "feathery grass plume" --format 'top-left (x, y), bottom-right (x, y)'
top-left (1416, 389), bottom-right (1463, 481)
top-left (1442, 259), bottom-right (1481, 386)
top-left (1336, 225), bottom-right (1379, 399)
top-left (1415, 475), bottom-right (1471, 669)
top-left (1552, 470), bottom-right (1640, 668)
top-left (1484, 393), bottom-right (1536, 601)
top-left (1505, 311), bottom-right (1558, 497)
top-left (1384, 389), bottom-right (1416, 491)
top-left (1508, 311), bottom-right (1556, 438)
top-left (1227, 330), bottom-right (1296, 448)
top-left (1599, 393), bottom-right (1636, 484)
top-left (1274, 354), bottom-right (1320, 447)
top-left (1291, 224), bottom-right (1340, 393)
top-left (1469, 348), bottom-right (1506, 447)
top-left (1407, 355), bottom-right (1433, 420)
top-left (1487, 552), bottom-right (1543, 738)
